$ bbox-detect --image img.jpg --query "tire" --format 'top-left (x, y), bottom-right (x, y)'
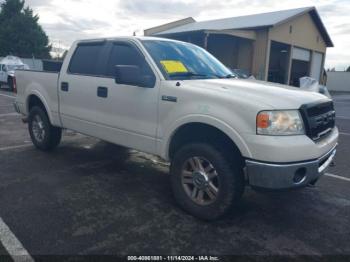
top-left (170, 143), bottom-right (245, 221)
top-left (7, 77), bottom-right (13, 91)
top-left (28, 106), bottom-right (62, 151)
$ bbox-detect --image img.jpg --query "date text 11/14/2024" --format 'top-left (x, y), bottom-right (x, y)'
top-left (127, 256), bottom-right (220, 261)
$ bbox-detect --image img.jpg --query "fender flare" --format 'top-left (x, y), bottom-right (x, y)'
top-left (26, 91), bottom-right (54, 124)
top-left (160, 114), bottom-right (252, 161)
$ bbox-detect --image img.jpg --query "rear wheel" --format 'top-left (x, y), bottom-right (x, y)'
top-left (28, 106), bottom-right (62, 151)
top-left (7, 77), bottom-right (13, 91)
top-left (170, 143), bottom-right (245, 221)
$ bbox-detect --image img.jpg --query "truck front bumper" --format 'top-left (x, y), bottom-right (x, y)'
top-left (246, 145), bottom-right (337, 189)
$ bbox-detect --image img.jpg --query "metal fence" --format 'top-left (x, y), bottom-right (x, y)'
top-left (0, 57), bottom-right (43, 71)
top-left (327, 72), bottom-right (350, 92)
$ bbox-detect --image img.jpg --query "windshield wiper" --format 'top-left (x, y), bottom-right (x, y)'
top-left (221, 74), bottom-right (238, 79)
top-left (169, 71), bottom-right (235, 79)
top-left (169, 72), bottom-right (210, 78)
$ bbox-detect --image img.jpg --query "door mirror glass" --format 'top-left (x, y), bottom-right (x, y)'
top-left (115, 65), bottom-right (155, 88)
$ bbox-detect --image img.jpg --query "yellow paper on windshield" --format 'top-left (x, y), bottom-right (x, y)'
top-left (160, 60), bottom-right (188, 74)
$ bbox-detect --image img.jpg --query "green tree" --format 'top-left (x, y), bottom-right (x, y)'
top-left (0, 0), bottom-right (51, 58)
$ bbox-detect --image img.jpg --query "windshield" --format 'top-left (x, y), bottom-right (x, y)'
top-left (142, 40), bottom-right (234, 80)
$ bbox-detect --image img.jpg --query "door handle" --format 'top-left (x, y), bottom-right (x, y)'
top-left (61, 82), bottom-right (69, 92)
top-left (97, 86), bottom-right (108, 98)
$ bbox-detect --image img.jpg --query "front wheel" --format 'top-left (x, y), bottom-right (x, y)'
top-left (170, 143), bottom-right (245, 221)
top-left (28, 106), bottom-right (62, 151)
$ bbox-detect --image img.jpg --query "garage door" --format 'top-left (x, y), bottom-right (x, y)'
top-left (292, 47), bottom-right (311, 62)
top-left (310, 52), bottom-right (323, 82)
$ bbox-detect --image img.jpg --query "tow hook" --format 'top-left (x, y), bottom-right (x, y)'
top-left (308, 159), bottom-right (336, 188)
top-left (21, 117), bottom-right (28, 123)
top-left (307, 179), bottom-right (319, 188)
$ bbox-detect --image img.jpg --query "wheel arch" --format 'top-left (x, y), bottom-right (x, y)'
top-left (163, 118), bottom-right (252, 162)
top-left (26, 93), bottom-right (53, 124)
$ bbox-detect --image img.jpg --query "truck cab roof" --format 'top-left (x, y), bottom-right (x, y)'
top-left (73, 36), bottom-right (186, 45)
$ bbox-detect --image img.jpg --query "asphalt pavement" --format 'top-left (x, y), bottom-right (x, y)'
top-left (0, 88), bottom-right (349, 260)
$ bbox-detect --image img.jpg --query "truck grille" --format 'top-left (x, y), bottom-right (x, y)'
top-left (300, 101), bottom-right (336, 141)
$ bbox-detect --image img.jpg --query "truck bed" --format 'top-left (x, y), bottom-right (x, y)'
top-left (15, 70), bottom-right (60, 125)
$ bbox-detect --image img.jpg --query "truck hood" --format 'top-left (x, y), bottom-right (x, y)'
top-left (184, 78), bottom-right (330, 109)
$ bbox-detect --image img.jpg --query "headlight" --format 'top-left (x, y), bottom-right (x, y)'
top-left (257, 110), bottom-right (305, 135)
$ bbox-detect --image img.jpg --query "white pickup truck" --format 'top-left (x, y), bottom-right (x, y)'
top-left (0, 56), bottom-right (29, 91)
top-left (14, 37), bottom-right (338, 220)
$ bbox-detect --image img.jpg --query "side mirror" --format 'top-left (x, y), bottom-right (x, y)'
top-left (115, 65), bottom-right (155, 88)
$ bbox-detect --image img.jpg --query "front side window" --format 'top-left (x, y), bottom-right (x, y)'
top-left (105, 42), bottom-right (156, 88)
top-left (106, 43), bottom-right (154, 78)
top-left (142, 40), bottom-right (233, 80)
top-left (69, 43), bottom-right (104, 75)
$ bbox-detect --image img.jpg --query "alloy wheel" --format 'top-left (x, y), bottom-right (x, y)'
top-left (32, 115), bottom-right (46, 142)
top-left (181, 156), bottom-right (220, 206)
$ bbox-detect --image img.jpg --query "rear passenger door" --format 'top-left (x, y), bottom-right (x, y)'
top-left (59, 41), bottom-right (108, 134)
top-left (93, 41), bottom-right (159, 154)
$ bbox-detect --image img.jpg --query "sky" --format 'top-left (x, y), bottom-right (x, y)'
top-left (24, 0), bottom-right (350, 70)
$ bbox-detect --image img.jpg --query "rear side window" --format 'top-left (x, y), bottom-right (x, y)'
top-left (68, 43), bottom-right (104, 75)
